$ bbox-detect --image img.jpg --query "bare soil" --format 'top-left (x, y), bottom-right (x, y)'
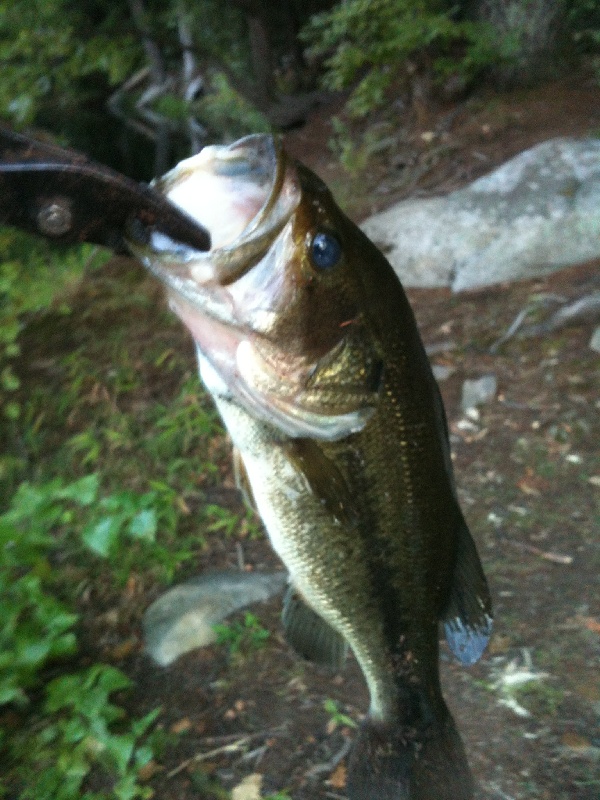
top-left (19, 72), bottom-right (600, 799)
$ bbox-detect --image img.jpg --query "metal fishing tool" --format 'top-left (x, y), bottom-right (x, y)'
top-left (0, 126), bottom-right (211, 253)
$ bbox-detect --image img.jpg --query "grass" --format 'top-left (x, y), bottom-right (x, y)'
top-left (214, 612), bottom-right (271, 661)
top-left (0, 242), bottom-right (254, 799)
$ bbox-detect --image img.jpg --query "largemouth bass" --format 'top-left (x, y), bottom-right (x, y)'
top-left (130, 135), bottom-right (492, 800)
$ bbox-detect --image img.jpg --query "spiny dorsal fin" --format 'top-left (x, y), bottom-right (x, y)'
top-left (442, 518), bottom-right (493, 666)
top-left (282, 585), bottom-right (348, 670)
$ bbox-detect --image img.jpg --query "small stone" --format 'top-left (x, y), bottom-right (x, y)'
top-left (231, 773), bottom-right (262, 800)
top-left (461, 375), bottom-right (497, 412)
top-left (590, 326), bottom-right (600, 353)
top-left (171, 718), bottom-right (193, 734)
top-left (465, 406), bottom-right (480, 422)
top-left (432, 364), bottom-right (455, 381)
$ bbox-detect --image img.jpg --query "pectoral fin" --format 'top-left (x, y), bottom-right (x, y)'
top-left (283, 438), bottom-right (359, 527)
top-left (442, 519), bottom-right (493, 666)
top-left (232, 446), bottom-right (257, 512)
top-left (282, 586), bottom-right (348, 670)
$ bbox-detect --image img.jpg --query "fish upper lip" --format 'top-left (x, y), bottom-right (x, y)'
top-left (136, 134), bottom-right (300, 308)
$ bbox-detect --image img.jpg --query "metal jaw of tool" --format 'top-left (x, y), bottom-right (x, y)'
top-left (0, 126), bottom-right (211, 253)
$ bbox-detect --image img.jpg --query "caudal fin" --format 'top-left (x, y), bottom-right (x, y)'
top-left (347, 710), bottom-right (474, 800)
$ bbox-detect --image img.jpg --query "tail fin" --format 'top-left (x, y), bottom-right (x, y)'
top-left (347, 709), bottom-right (474, 800)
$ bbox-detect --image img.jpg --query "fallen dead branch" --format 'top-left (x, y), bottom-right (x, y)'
top-left (521, 292), bottom-right (600, 337)
top-left (305, 737), bottom-right (353, 779)
top-left (503, 538), bottom-right (573, 565)
top-left (490, 292), bottom-right (600, 353)
top-left (167, 725), bottom-right (286, 778)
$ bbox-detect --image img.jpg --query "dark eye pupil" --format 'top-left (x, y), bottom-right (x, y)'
top-left (311, 232), bottom-right (342, 270)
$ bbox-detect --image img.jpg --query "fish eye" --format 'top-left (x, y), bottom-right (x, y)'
top-left (310, 231), bottom-right (342, 270)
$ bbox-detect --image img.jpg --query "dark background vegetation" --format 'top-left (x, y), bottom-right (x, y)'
top-left (1, 2), bottom-right (599, 799)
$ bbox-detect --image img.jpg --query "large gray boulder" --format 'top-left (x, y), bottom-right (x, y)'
top-left (361, 138), bottom-right (600, 291)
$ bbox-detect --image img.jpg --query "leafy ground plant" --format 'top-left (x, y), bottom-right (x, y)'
top-left (12, 667), bottom-right (160, 800)
top-left (214, 612), bottom-right (271, 659)
top-left (0, 476), bottom-right (161, 800)
top-left (0, 476), bottom-right (96, 704)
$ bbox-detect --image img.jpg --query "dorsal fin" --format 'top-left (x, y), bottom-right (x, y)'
top-left (442, 518), bottom-right (493, 666)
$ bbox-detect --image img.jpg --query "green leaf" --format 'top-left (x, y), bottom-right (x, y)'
top-left (3, 401), bottom-right (20, 419)
top-left (0, 683), bottom-right (27, 706)
top-left (58, 473), bottom-right (99, 505)
top-left (105, 733), bottom-right (135, 774)
top-left (81, 515), bottom-right (123, 557)
top-left (127, 509), bottom-right (157, 542)
top-left (95, 665), bottom-right (132, 695)
top-left (130, 707), bottom-right (161, 739)
top-left (1, 366), bottom-right (20, 391)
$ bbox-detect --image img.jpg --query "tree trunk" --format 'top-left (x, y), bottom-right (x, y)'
top-left (247, 13), bottom-right (276, 107)
top-left (127, 0), bottom-right (166, 86)
top-left (475, 0), bottom-right (566, 86)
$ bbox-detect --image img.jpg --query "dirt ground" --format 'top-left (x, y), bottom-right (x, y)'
top-left (22, 72), bottom-right (600, 798)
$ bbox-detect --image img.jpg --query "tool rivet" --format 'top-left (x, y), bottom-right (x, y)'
top-left (37, 198), bottom-right (73, 236)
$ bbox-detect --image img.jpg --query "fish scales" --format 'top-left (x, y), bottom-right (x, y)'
top-left (130, 134), bottom-right (492, 800)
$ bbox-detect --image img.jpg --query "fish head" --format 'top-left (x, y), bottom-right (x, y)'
top-left (130, 134), bottom-right (384, 441)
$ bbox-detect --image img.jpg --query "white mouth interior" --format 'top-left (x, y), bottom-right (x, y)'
top-left (160, 147), bottom-right (272, 251)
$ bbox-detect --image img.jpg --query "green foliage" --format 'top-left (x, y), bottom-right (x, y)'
top-left (10, 666), bottom-right (160, 800)
top-left (204, 503), bottom-right (243, 538)
top-left (146, 374), bottom-right (221, 467)
top-left (214, 612), bottom-right (270, 658)
top-left (567, 0), bottom-right (600, 84)
top-left (302, 0), bottom-right (503, 116)
top-left (568, 0), bottom-right (600, 50)
top-left (77, 481), bottom-right (203, 585)
top-left (0, 476), bottom-right (98, 705)
top-left (0, 220), bottom-right (252, 799)
top-left (0, 476), bottom-right (160, 799)
top-left (327, 117), bottom-right (392, 175)
top-left (82, 488), bottom-right (166, 557)
top-left (0, 227), bottom-right (108, 420)
top-left (194, 72), bottom-right (271, 141)
top-left (323, 698), bottom-right (357, 729)
top-left (165, 0), bottom-right (251, 80)
top-left (0, 0), bottom-right (141, 126)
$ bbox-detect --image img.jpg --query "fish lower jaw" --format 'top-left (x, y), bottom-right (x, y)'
top-left (196, 351), bottom-right (232, 400)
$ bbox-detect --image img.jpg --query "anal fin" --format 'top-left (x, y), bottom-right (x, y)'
top-left (442, 518), bottom-right (493, 666)
top-left (282, 586), bottom-right (348, 670)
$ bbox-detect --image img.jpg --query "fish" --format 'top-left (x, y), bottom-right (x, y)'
top-left (128, 134), bottom-right (493, 800)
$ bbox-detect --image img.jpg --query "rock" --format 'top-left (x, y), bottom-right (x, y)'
top-left (231, 774), bottom-right (263, 800)
top-left (432, 364), bottom-right (455, 381)
top-left (461, 375), bottom-right (497, 412)
top-left (143, 570), bottom-right (287, 666)
top-left (361, 138), bottom-right (600, 291)
top-left (590, 326), bottom-right (600, 354)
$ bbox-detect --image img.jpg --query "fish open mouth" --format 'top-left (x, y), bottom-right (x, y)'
top-left (129, 135), bottom-right (379, 441)
top-left (135, 134), bottom-right (301, 302)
